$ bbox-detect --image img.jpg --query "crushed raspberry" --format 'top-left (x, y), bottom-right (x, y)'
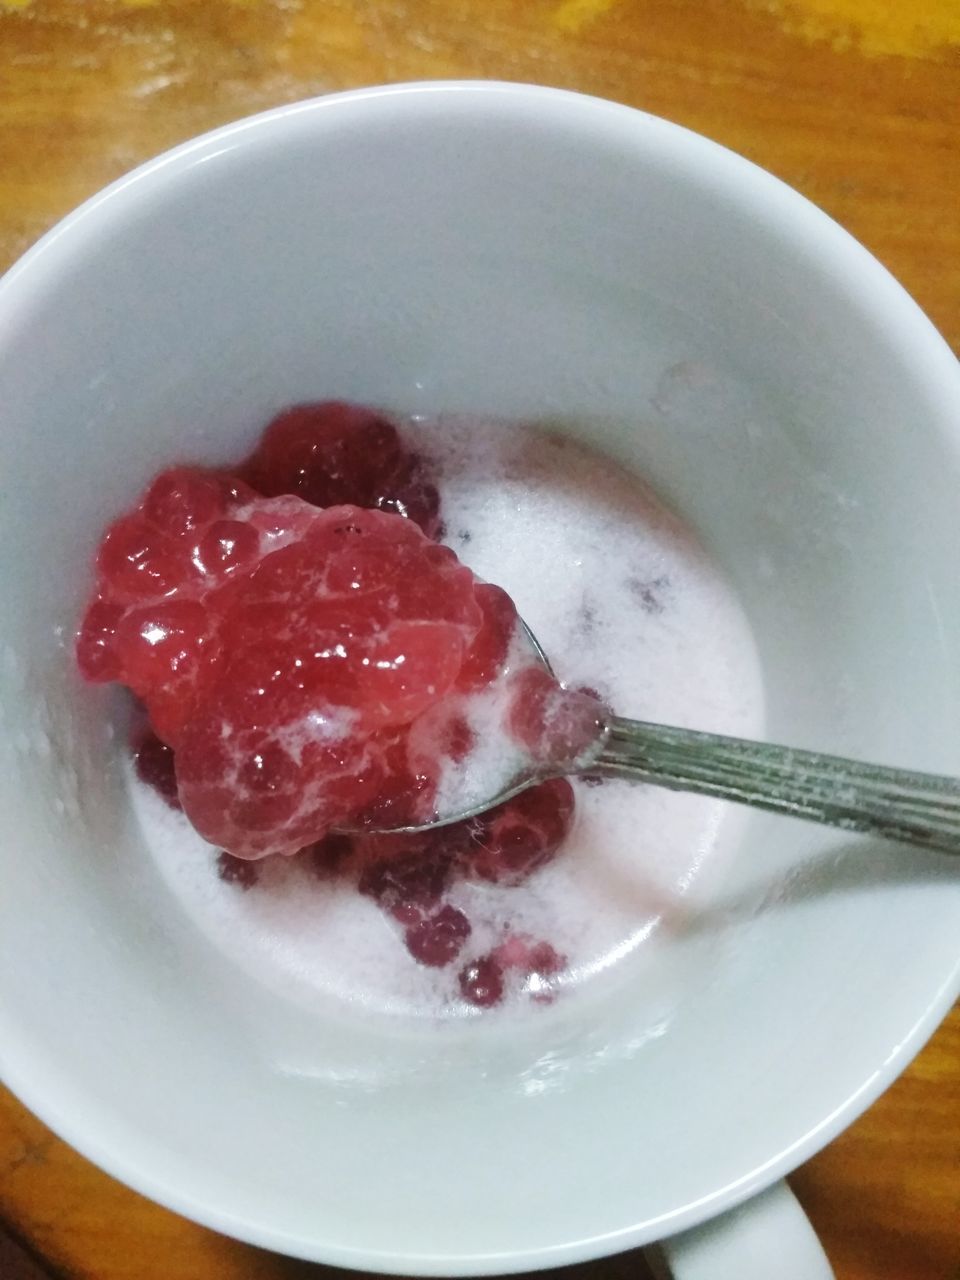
top-left (495, 935), bottom-right (566, 995)
top-left (357, 842), bottom-right (454, 924)
top-left (508, 667), bottom-right (609, 769)
top-left (217, 851), bottom-right (261, 889)
top-left (459, 955), bottom-right (505, 1008)
top-left (455, 583), bottom-right (517, 692)
top-left (78, 401), bottom-right (601, 1012)
top-left (527, 941), bottom-right (564, 975)
top-left (240, 402), bottom-right (441, 538)
top-left (499, 937), bottom-right (564, 976)
top-left (458, 937), bottom-right (565, 1008)
top-left (81, 491), bottom-right (482, 858)
top-left (205, 515), bottom-right (481, 735)
top-left (75, 599), bottom-right (126, 682)
top-left (374, 451), bottom-right (441, 539)
top-left (80, 401), bottom-right (589, 884)
top-left (79, 467), bottom-right (262, 741)
top-left (404, 905), bottom-right (471, 967)
top-left (133, 729), bottom-right (180, 809)
top-left (463, 778), bottom-right (575, 886)
top-left (349, 727), bottom-right (440, 832)
top-left (174, 692), bottom-right (378, 860)
top-left (436, 713), bottom-right (475, 763)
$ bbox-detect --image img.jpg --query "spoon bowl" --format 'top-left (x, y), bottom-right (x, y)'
top-left (363, 617), bottom-right (960, 854)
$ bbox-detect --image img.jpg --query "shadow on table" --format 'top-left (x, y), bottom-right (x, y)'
top-left (246, 1249), bottom-right (658, 1280)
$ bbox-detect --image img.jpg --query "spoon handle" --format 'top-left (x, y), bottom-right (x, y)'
top-left (592, 717), bottom-right (960, 854)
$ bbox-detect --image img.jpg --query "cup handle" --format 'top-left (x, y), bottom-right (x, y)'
top-left (643, 1181), bottom-right (835, 1280)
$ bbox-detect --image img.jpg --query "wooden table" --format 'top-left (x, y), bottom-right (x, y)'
top-left (0, 2), bottom-right (957, 1277)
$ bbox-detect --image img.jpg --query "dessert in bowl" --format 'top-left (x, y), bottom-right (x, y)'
top-left (1, 82), bottom-right (959, 1276)
top-left (84, 399), bottom-right (761, 1020)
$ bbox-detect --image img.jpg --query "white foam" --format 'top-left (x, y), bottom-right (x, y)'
top-left (428, 627), bottom-right (538, 820)
top-left (132, 418), bottom-right (765, 1021)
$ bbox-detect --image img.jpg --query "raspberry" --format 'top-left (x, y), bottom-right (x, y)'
top-left (375, 455), bottom-right (441, 538)
top-left (240, 402), bottom-right (442, 538)
top-left (81, 482), bottom-right (485, 856)
top-left (495, 935), bottom-right (565, 981)
top-left (350, 727), bottom-right (439, 831)
top-left (455, 583), bottom-right (517, 692)
top-left (79, 404), bottom-right (589, 866)
top-left (463, 778), bottom-right (575, 885)
top-left (508, 667), bottom-right (609, 769)
top-left (174, 701), bottom-right (384, 860)
top-left (458, 955), bottom-right (505, 1008)
top-left (77, 466), bottom-right (270, 739)
top-left (114, 600), bottom-right (211, 742)
top-left (209, 513), bottom-right (481, 733)
top-left (404, 905), bottom-right (471, 967)
top-left (357, 842), bottom-right (454, 924)
top-left (75, 599), bottom-right (126, 682)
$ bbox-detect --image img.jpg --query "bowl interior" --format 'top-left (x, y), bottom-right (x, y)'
top-left (1, 84), bottom-right (959, 1271)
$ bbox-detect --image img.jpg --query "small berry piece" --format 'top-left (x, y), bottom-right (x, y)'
top-left (133, 730), bottom-right (180, 809)
top-left (404, 904), bottom-right (471, 967)
top-left (459, 955), bottom-right (505, 1008)
top-left (375, 456), bottom-right (441, 539)
top-left (217, 851), bottom-right (261, 889)
top-left (76, 599), bottom-right (126, 682)
top-left (464, 777), bottom-right (575, 885)
top-left (173, 702), bottom-right (385, 860)
top-left (508, 667), bottom-right (609, 768)
top-left (357, 843), bottom-right (454, 924)
top-left (455, 583), bottom-right (517, 692)
top-left (240, 401), bottom-right (442, 538)
top-left (495, 935), bottom-right (565, 982)
top-left (114, 600), bottom-right (211, 743)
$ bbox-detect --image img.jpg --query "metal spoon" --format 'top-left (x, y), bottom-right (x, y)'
top-left (369, 621), bottom-right (960, 854)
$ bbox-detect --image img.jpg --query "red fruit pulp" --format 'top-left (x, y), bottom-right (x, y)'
top-left (458, 956), bottom-right (506, 1008)
top-left (404, 905), bottom-right (472, 967)
top-left (495, 935), bottom-right (566, 981)
top-left (133, 730), bottom-right (180, 810)
top-left (81, 483), bottom-right (483, 855)
top-left (508, 666), bottom-right (608, 769)
top-left (79, 402), bottom-right (589, 892)
top-left (241, 402), bottom-right (442, 538)
top-left (358, 842), bottom-right (455, 924)
top-left (464, 777), bottom-right (576, 886)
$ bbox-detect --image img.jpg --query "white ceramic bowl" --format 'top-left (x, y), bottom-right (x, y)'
top-left (1, 82), bottom-right (958, 1278)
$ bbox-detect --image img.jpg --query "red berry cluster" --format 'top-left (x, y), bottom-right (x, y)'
top-left (81, 401), bottom-right (600, 1008)
top-left (352, 775), bottom-right (574, 1007)
top-left (79, 404), bottom-right (524, 857)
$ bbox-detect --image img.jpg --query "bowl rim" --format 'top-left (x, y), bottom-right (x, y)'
top-left (1, 78), bottom-right (959, 1274)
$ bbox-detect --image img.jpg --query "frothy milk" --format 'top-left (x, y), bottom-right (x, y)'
top-left (131, 419), bottom-right (764, 1020)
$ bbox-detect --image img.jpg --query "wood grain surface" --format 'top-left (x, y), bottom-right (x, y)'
top-left (0, 2), bottom-right (957, 1278)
